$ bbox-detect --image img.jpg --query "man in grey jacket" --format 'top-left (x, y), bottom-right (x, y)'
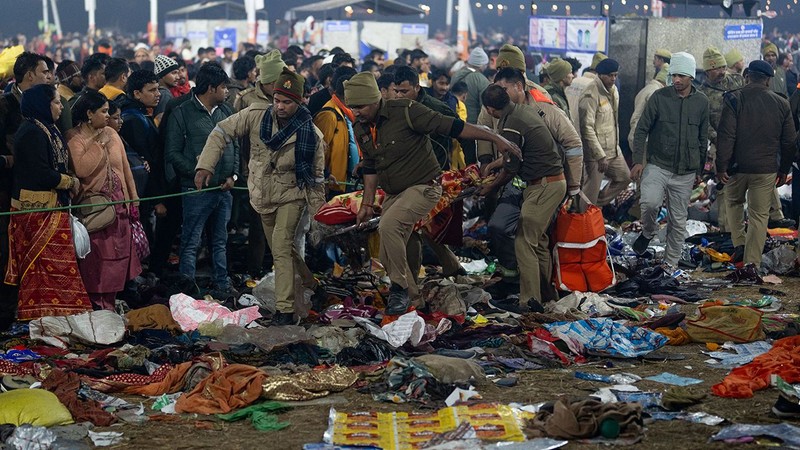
top-left (631, 52), bottom-right (709, 267)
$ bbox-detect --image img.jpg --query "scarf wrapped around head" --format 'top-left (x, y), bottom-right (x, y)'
top-left (20, 84), bottom-right (69, 171)
top-left (260, 105), bottom-right (318, 189)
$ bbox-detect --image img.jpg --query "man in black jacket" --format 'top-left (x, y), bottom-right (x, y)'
top-left (119, 70), bottom-right (165, 248)
top-left (716, 60), bottom-right (798, 266)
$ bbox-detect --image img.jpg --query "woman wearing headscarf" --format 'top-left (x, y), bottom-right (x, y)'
top-left (4, 84), bottom-right (92, 320)
top-left (67, 90), bottom-right (141, 310)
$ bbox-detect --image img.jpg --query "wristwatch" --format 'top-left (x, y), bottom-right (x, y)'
top-left (232, 174), bottom-right (239, 182)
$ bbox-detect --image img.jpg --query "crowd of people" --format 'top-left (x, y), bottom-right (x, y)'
top-left (0, 27), bottom-right (799, 330)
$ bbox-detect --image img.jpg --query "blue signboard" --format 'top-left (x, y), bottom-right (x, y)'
top-left (724, 24), bottom-right (762, 40)
top-left (401, 24), bottom-right (428, 35)
top-left (325, 21), bottom-right (352, 32)
top-left (214, 28), bottom-right (237, 50)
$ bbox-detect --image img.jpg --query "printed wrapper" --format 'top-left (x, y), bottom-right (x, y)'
top-left (325, 404), bottom-right (530, 449)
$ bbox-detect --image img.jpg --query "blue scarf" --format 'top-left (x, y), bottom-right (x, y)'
top-left (260, 105), bottom-right (318, 189)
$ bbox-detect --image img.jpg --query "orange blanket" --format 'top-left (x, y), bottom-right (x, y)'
top-left (175, 364), bottom-right (267, 414)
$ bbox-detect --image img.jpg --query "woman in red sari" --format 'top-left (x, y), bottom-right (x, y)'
top-left (67, 90), bottom-right (141, 310)
top-left (4, 84), bottom-right (92, 320)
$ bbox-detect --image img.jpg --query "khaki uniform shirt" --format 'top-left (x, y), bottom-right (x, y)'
top-left (628, 79), bottom-right (664, 151)
top-left (353, 99), bottom-right (461, 195)
top-left (476, 91), bottom-right (583, 190)
top-left (197, 105), bottom-right (326, 215)
top-left (698, 73), bottom-right (745, 146)
top-left (579, 76), bottom-right (620, 161)
top-left (545, 82), bottom-right (571, 120)
top-left (565, 72), bottom-right (597, 132)
top-left (499, 103), bottom-right (563, 182)
top-left (233, 81), bottom-right (274, 112)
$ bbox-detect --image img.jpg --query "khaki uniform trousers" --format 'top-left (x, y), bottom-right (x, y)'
top-left (378, 184), bottom-right (443, 299)
top-left (725, 173), bottom-right (775, 265)
top-left (719, 183), bottom-right (783, 232)
top-left (516, 178), bottom-right (566, 303)
top-left (407, 233), bottom-right (461, 283)
top-left (260, 200), bottom-right (309, 313)
top-left (583, 153), bottom-right (632, 206)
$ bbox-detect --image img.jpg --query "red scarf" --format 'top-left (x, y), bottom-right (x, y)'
top-left (170, 83), bottom-right (191, 99)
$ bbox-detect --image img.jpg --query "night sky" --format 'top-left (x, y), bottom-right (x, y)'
top-left (0, 0), bottom-right (796, 40)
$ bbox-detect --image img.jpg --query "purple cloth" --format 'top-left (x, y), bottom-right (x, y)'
top-left (78, 171), bottom-right (141, 297)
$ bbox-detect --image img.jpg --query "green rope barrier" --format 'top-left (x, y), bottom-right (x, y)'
top-left (0, 180), bottom-right (363, 217)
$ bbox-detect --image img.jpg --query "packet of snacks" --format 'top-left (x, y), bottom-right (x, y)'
top-left (324, 403), bottom-right (529, 449)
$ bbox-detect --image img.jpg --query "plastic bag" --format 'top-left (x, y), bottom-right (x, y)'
top-left (28, 310), bottom-right (126, 349)
top-left (251, 273), bottom-right (278, 314)
top-left (686, 305), bottom-right (765, 344)
top-left (71, 213), bottom-right (91, 259)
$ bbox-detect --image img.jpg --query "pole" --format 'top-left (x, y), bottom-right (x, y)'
top-left (148, 0), bottom-right (158, 46)
top-left (245, 0), bottom-right (263, 44)
top-left (42, 0), bottom-right (50, 34)
top-left (457, 0), bottom-right (469, 60)
top-left (50, 0), bottom-right (62, 38)
top-left (468, 4), bottom-right (477, 41)
top-left (85, 0), bottom-right (95, 37)
top-left (446, 0), bottom-right (453, 39)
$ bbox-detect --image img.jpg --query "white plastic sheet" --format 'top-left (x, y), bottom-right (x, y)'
top-left (29, 310), bottom-right (126, 349)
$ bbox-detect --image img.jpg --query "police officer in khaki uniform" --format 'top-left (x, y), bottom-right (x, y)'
top-left (197, 68), bottom-right (326, 325)
top-left (479, 84), bottom-right (566, 312)
top-left (234, 49), bottom-right (286, 112)
top-left (232, 50), bottom-right (288, 277)
top-left (345, 73), bottom-right (521, 315)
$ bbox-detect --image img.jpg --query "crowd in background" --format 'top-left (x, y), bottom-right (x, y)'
top-left (0, 21), bottom-right (799, 327)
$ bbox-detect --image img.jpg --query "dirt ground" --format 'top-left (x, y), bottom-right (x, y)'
top-left (107, 272), bottom-right (798, 449)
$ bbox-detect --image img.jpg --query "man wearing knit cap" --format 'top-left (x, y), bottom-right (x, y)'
top-left (725, 49), bottom-right (745, 76)
top-left (196, 67), bottom-right (326, 325)
top-left (716, 60), bottom-right (797, 266)
top-left (566, 51), bottom-right (607, 132)
top-left (544, 58), bottom-right (574, 119)
top-left (451, 47), bottom-right (491, 164)
top-left (653, 49), bottom-right (671, 76)
top-left (763, 42), bottom-right (788, 96)
top-left (344, 72), bottom-right (522, 315)
top-left (153, 55), bottom-right (180, 121)
top-left (631, 52), bottom-right (709, 267)
top-left (698, 47), bottom-right (744, 231)
top-left (579, 58), bottom-right (631, 206)
top-left (235, 49), bottom-right (287, 111)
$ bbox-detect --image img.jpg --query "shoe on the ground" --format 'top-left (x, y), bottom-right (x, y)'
top-left (772, 394), bottom-right (800, 419)
top-left (528, 299), bottom-right (545, 313)
top-left (209, 284), bottom-right (240, 301)
top-left (271, 312), bottom-right (297, 326)
top-left (768, 218), bottom-right (796, 229)
top-left (385, 285), bottom-right (411, 316)
top-left (489, 297), bottom-right (529, 315)
top-left (633, 234), bottom-right (652, 255)
top-left (731, 245), bottom-right (745, 264)
top-left (495, 264), bottom-right (520, 279)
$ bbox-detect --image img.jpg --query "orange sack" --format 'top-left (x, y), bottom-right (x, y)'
top-left (711, 335), bottom-right (800, 398)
